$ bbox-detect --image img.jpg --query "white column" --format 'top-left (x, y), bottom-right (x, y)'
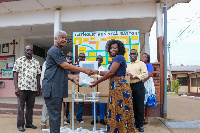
top-left (54, 8), bottom-right (62, 37)
top-left (145, 32), bottom-right (150, 55)
top-left (18, 37), bottom-right (26, 58)
top-left (156, 3), bottom-right (164, 38)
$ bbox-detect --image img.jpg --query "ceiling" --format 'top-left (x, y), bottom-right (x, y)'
top-left (0, 0), bottom-right (191, 52)
top-left (0, 0), bottom-right (191, 13)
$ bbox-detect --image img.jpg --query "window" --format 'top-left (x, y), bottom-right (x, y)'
top-left (177, 77), bottom-right (187, 86)
top-left (191, 77), bottom-right (200, 87)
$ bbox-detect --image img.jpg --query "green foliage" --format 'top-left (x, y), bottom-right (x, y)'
top-left (172, 79), bottom-right (181, 93)
top-left (167, 85), bottom-right (171, 92)
top-left (167, 93), bottom-right (178, 96)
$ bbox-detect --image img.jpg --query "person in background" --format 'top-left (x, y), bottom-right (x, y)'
top-left (64, 52), bottom-right (73, 125)
top-left (141, 53), bottom-right (154, 125)
top-left (66, 52), bottom-right (73, 65)
top-left (90, 39), bottom-right (136, 133)
top-left (104, 63), bottom-right (110, 71)
top-left (90, 55), bottom-right (106, 125)
top-left (13, 45), bottom-right (41, 132)
top-left (40, 61), bottom-right (48, 130)
top-left (66, 53), bottom-right (86, 124)
top-left (126, 49), bottom-right (148, 132)
top-left (42, 30), bottom-right (94, 133)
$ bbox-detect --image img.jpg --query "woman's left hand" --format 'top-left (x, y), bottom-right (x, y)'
top-left (89, 80), bottom-right (99, 88)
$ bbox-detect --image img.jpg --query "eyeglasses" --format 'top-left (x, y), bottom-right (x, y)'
top-left (129, 53), bottom-right (137, 55)
top-left (79, 56), bottom-right (85, 58)
top-left (67, 56), bottom-right (73, 58)
top-left (25, 49), bottom-right (33, 52)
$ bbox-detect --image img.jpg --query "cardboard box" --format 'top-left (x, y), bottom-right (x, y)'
top-left (98, 76), bottom-right (130, 96)
top-left (79, 77), bottom-right (98, 93)
top-left (98, 78), bottom-right (109, 96)
top-left (68, 80), bottom-right (78, 95)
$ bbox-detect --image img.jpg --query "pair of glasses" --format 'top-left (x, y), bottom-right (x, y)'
top-left (79, 56), bottom-right (85, 58)
top-left (25, 49), bottom-right (33, 52)
top-left (67, 56), bottom-right (73, 58)
top-left (129, 53), bottom-right (137, 55)
top-left (96, 58), bottom-right (103, 60)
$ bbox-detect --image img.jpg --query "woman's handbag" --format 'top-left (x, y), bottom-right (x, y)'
top-left (146, 94), bottom-right (157, 107)
top-left (144, 77), bottom-right (157, 107)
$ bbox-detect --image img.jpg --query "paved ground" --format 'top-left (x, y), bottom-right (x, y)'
top-left (0, 95), bottom-right (200, 133)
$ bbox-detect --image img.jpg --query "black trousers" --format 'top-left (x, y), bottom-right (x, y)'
top-left (17, 90), bottom-right (36, 127)
top-left (130, 81), bottom-right (145, 127)
top-left (65, 102), bottom-right (69, 119)
top-left (45, 97), bottom-right (63, 133)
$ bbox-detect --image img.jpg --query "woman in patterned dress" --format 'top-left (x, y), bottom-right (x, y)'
top-left (90, 39), bottom-right (136, 133)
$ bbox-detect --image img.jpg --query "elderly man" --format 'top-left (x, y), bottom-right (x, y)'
top-left (91, 55), bottom-right (106, 125)
top-left (126, 49), bottom-right (148, 132)
top-left (42, 30), bottom-right (95, 133)
top-left (13, 45), bottom-right (41, 132)
top-left (66, 52), bottom-right (73, 65)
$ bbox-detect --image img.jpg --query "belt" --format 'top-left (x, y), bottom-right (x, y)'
top-left (130, 80), bottom-right (143, 85)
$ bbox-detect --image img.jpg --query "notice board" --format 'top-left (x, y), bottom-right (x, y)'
top-left (0, 55), bottom-right (15, 79)
top-left (73, 30), bottom-right (140, 67)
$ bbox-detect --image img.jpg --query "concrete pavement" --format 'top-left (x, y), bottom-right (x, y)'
top-left (0, 95), bottom-right (200, 133)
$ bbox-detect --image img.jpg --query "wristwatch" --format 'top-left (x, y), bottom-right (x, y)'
top-left (71, 78), bottom-right (75, 82)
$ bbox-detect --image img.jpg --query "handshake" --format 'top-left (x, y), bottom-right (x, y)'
top-left (84, 69), bottom-right (99, 76)
top-left (71, 69), bottom-right (100, 88)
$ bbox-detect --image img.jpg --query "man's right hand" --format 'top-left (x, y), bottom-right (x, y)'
top-left (85, 69), bottom-right (92, 76)
top-left (15, 87), bottom-right (20, 97)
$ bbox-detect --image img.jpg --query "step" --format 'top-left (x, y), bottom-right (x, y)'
top-left (0, 103), bottom-right (42, 116)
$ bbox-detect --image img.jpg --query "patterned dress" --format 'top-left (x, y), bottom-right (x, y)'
top-left (106, 55), bottom-right (136, 133)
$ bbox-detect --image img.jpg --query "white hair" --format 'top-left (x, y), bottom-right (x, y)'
top-left (54, 30), bottom-right (67, 38)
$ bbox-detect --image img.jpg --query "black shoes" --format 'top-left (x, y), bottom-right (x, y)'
top-left (25, 124), bottom-right (37, 129)
top-left (144, 122), bottom-right (148, 125)
top-left (18, 126), bottom-right (25, 132)
top-left (64, 120), bottom-right (70, 125)
top-left (91, 120), bottom-right (106, 125)
top-left (91, 120), bottom-right (98, 125)
top-left (100, 120), bottom-right (106, 125)
top-left (138, 126), bottom-right (144, 132)
top-left (77, 119), bottom-right (84, 123)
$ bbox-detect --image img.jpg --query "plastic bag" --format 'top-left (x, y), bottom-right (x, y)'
top-left (79, 72), bottom-right (94, 87)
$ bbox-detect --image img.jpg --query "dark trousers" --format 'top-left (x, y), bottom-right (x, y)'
top-left (130, 81), bottom-right (145, 127)
top-left (17, 90), bottom-right (36, 127)
top-left (65, 102), bottom-right (69, 118)
top-left (45, 97), bottom-right (63, 133)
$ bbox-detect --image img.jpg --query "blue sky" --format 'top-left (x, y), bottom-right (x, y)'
top-left (149, 0), bottom-right (200, 66)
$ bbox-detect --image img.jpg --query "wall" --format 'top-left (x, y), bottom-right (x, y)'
top-left (0, 38), bottom-right (19, 56)
top-left (0, 38), bottom-right (45, 97)
top-left (0, 38), bottom-right (19, 97)
top-left (176, 73), bottom-right (188, 93)
top-left (189, 74), bottom-right (200, 93)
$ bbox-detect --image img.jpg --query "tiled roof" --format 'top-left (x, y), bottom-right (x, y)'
top-left (169, 65), bottom-right (200, 72)
top-left (189, 69), bottom-right (200, 75)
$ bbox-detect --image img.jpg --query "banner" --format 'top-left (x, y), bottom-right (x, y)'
top-left (73, 30), bottom-right (140, 66)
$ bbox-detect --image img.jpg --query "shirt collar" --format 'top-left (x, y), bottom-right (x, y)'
top-left (130, 59), bottom-right (139, 64)
top-left (23, 56), bottom-right (33, 61)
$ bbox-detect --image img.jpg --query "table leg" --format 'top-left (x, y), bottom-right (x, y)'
top-left (61, 102), bottom-right (64, 127)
